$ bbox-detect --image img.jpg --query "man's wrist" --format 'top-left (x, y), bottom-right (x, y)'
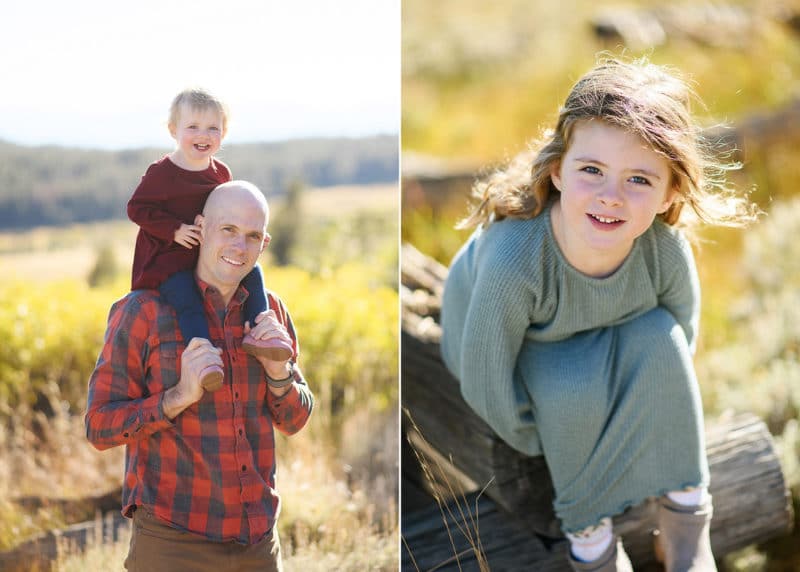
top-left (266, 362), bottom-right (294, 388)
top-left (162, 385), bottom-right (191, 419)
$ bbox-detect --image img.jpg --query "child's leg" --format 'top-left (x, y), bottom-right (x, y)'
top-left (242, 264), bottom-right (268, 327)
top-left (519, 307), bottom-right (710, 566)
top-left (159, 270), bottom-right (211, 342)
top-left (566, 518), bottom-right (632, 571)
top-left (240, 264), bottom-right (293, 361)
top-left (666, 486), bottom-right (709, 507)
top-left (655, 488), bottom-right (716, 572)
top-left (159, 271), bottom-right (222, 391)
top-left (567, 518), bottom-right (614, 563)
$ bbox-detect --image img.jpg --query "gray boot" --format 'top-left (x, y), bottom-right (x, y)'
top-left (655, 495), bottom-right (717, 572)
top-left (567, 537), bottom-right (633, 572)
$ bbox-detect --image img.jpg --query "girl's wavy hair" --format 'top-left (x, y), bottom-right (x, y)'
top-left (168, 87), bottom-right (230, 137)
top-left (458, 56), bottom-right (759, 231)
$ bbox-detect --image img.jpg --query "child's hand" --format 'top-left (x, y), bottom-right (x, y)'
top-left (174, 223), bottom-right (202, 249)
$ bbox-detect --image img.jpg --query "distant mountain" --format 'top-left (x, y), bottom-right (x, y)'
top-left (0, 135), bottom-right (398, 229)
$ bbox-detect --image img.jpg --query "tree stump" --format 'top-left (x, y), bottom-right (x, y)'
top-left (401, 243), bottom-right (794, 569)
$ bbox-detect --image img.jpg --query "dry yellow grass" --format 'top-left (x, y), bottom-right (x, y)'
top-left (0, 183), bottom-right (399, 284)
top-left (10, 407), bottom-right (398, 571)
top-left (299, 183), bottom-right (398, 216)
top-left (4, 244), bottom-right (133, 284)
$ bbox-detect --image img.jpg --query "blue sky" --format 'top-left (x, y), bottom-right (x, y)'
top-left (1, 0), bottom-right (399, 149)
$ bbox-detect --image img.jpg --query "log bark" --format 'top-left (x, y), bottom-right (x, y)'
top-left (401, 243), bottom-right (794, 569)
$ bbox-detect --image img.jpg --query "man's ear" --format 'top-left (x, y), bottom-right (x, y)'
top-left (194, 214), bottom-right (204, 227)
top-left (261, 231), bottom-right (272, 254)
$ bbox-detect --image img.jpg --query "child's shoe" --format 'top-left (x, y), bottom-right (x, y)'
top-left (654, 495), bottom-right (716, 571)
top-left (200, 365), bottom-right (224, 392)
top-left (242, 334), bottom-right (293, 361)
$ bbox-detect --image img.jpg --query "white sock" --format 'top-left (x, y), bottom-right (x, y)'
top-left (566, 518), bottom-right (614, 563)
top-left (666, 486), bottom-right (709, 507)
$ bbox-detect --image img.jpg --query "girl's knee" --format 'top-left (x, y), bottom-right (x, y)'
top-left (629, 306), bottom-right (678, 334)
top-left (622, 307), bottom-right (688, 357)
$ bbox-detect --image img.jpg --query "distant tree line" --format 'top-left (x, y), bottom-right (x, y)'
top-left (0, 135), bottom-right (398, 230)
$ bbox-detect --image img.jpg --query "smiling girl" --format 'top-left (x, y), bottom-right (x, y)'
top-left (440, 57), bottom-right (758, 571)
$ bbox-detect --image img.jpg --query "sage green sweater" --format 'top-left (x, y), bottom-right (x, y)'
top-left (440, 200), bottom-right (707, 531)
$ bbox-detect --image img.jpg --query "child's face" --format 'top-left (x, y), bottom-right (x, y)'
top-left (169, 103), bottom-right (225, 169)
top-left (550, 120), bottom-right (677, 276)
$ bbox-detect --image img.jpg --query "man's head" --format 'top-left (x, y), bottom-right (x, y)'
top-left (195, 181), bottom-right (270, 302)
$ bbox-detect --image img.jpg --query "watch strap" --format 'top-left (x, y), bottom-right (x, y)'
top-left (266, 364), bottom-right (294, 388)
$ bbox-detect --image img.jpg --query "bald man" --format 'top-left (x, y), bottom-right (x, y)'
top-left (86, 181), bottom-right (314, 572)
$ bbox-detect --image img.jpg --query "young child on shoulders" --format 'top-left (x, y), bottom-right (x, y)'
top-left (127, 88), bottom-right (292, 391)
top-left (440, 56), bottom-right (759, 572)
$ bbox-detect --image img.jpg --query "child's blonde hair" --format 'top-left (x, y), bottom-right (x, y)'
top-left (168, 88), bottom-right (229, 137)
top-left (459, 56), bottom-right (758, 231)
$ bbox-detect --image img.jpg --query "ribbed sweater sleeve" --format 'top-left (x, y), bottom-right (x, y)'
top-left (653, 224), bottom-right (701, 353)
top-left (441, 220), bottom-right (543, 455)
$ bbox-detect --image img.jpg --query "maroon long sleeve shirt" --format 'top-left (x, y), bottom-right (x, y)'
top-left (127, 155), bottom-right (231, 289)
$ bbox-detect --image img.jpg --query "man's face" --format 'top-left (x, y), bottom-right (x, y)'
top-left (196, 194), bottom-right (267, 297)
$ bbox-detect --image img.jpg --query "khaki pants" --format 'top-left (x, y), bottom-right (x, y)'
top-left (124, 508), bottom-right (282, 572)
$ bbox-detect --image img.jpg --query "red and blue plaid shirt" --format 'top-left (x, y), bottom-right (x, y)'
top-left (85, 278), bottom-right (314, 544)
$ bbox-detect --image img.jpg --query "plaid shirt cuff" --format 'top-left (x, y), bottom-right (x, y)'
top-left (137, 393), bottom-right (173, 435)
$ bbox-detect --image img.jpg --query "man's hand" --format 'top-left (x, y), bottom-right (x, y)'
top-left (174, 223), bottom-right (202, 249)
top-left (245, 311), bottom-right (294, 396)
top-left (162, 338), bottom-right (223, 419)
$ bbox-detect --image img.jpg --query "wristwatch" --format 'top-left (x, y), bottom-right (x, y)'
top-left (266, 362), bottom-right (294, 388)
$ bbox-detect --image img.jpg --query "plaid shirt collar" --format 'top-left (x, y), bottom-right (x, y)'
top-left (195, 274), bottom-right (249, 311)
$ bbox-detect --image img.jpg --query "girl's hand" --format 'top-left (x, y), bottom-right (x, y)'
top-left (174, 223), bottom-right (202, 249)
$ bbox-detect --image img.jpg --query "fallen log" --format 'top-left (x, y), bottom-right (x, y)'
top-left (401, 243), bottom-right (794, 569)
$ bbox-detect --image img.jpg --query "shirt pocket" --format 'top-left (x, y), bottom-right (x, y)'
top-left (145, 339), bottom-right (181, 394)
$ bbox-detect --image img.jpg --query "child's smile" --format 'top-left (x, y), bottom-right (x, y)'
top-left (587, 213), bottom-right (625, 229)
top-left (169, 103), bottom-right (224, 171)
top-left (550, 120), bottom-right (677, 277)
